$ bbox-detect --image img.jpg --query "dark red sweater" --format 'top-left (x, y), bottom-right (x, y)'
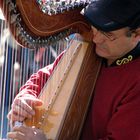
top-left (18, 53), bottom-right (140, 140)
top-left (81, 57), bottom-right (140, 140)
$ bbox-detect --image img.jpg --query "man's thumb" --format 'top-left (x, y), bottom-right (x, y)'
top-left (33, 98), bottom-right (43, 106)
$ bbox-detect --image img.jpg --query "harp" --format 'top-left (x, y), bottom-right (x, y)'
top-left (0, 0), bottom-right (101, 139)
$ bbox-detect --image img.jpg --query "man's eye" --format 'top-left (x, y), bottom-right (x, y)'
top-left (105, 32), bottom-right (113, 37)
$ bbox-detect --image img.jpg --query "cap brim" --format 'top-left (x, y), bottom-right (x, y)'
top-left (83, 2), bottom-right (126, 32)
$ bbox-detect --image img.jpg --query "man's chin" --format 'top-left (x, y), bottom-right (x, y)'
top-left (95, 49), bottom-right (107, 58)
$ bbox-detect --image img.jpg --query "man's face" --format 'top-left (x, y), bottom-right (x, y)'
top-left (91, 26), bottom-right (137, 64)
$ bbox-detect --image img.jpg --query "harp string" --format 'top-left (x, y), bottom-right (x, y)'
top-left (0, 19), bottom-right (18, 138)
top-left (7, 30), bottom-right (18, 136)
top-left (0, 20), bottom-right (11, 139)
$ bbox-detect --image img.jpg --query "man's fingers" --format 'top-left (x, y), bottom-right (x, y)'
top-left (12, 99), bottom-right (35, 116)
top-left (7, 125), bottom-right (47, 140)
top-left (13, 97), bottom-right (43, 111)
top-left (7, 109), bottom-right (32, 123)
top-left (8, 96), bottom-right (43, 123)
top-left (10, 112), bottom-right (26, 122)
top-left (26, 98), bottom-right (43, 107)
top-left (7, 110), bottom-right (12, 120)
top-left (13, 125), bottom-right (28, 134)
top-left (7, 131), bottom-right (25, 140)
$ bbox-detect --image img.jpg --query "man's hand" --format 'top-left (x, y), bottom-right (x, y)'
top-left (7, 94), bottom-right (43, 123)
top-left (7, 125), bottom-right (47, 140)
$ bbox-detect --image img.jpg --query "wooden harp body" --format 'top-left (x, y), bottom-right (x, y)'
top-left (25, 39), bottom-right (101, 140)
top-left (0, 0), bottom-right (101, 139)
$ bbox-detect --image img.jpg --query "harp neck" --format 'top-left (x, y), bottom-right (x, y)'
top-left (0, 0), bottom-right (93, 49)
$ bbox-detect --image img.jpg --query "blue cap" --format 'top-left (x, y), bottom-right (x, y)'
top-left (83, 0), bottom-right (140, 32)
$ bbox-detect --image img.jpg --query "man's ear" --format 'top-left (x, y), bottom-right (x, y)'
top-left (135, 28), bottom-right (140, 41)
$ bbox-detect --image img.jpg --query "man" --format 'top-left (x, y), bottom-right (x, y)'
top-left (7, 0), bottom-right (140, 139)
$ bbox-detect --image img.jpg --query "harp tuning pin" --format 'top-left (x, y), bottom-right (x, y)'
top-left (20, 28), bottom-right (24, 32)
top-left (65, 37), bottom-right (69, 41)
top-left (23, 31), bottom-right (26, 35)
top-left (32, 39), bottom-right (36, 43)
top-left (29, 36), bottom-right (32, 41)
top-left (38, 39), bottom-right (41, 43)
top-left (45, 39), bottom-right (48, 43)
top-left (41, 39), bottom-right (45, 43)
top-left (26, 34), bottom-right (30, 38)
top-left (54, 36), bottom-right (57, 40)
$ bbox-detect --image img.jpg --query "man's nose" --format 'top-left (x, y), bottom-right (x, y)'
top-left (92, 32), bottom-right (106, 44)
